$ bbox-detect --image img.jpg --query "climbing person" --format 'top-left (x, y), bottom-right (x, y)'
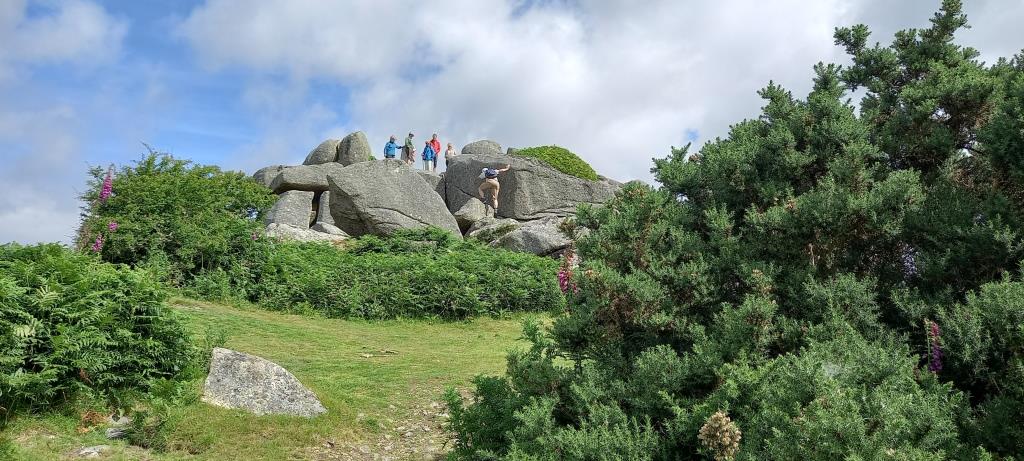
top-left (402, 132), bottom-right (415, 165)
top-left (429, 133), bottom-right (442, 172)
top-left (422, 141), bottom-right (437, 172)
top-left (478, 164), bottom-right (511, 212)
top-left (383, 135), bottom-right (400, 159)
top-left (444, 142), bottom-right (456, 167)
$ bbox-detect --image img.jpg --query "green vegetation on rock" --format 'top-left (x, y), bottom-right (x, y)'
top-left (513, 145), bottom-right (599, 180)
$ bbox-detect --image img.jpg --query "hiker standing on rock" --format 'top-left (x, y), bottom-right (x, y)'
top-left (383, 135), bottom-right (400, 159)
top-left (478, 164), bottom-right (511, 213)
top-left (444, 143), bottom-right (456, 167)
top-left (402, 132), bottom-right (415, 165)
top-left (422, 141), bottom-right (437, 172)
top-left (429, 134), bottom-right (442, 172)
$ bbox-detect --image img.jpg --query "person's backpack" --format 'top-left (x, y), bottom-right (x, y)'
top-left (480, 168), bottom-right (499, 179)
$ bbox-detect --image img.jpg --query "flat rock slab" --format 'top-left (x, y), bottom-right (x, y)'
top-left (202, 347), bottom-right (327, 417)
top-left (266, 223), bottom-right (348, 243)
top-left (270, 163), bottom-right (347, 193)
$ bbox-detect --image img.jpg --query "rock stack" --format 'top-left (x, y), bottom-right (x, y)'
top-left (254, 132), bottom-right (621, 256)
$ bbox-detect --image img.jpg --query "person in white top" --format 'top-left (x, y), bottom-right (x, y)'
top-left (444, 143), bottom-right (456, 167)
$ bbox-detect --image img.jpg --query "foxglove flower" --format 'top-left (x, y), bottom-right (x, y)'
top-left (926, 319), bottom-right (943, 373)
top-left (99, 167), bottom-right (114, 202)
top-left (91, 236), bottom-right (104, 252)
top-left (108, 221), bottom-right (119, 232)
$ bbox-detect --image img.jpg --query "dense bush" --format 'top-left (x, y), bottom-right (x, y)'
top-left (513, 145), bottom-right (599, 180)
top-left (77, 151), bottom-right (276, 285)
top-left (449, 2), bottom-right (1024, 459)
top-left (188, 228), bottom-right (563, 319)
top-left (0, 244), bottom-right (193, 420)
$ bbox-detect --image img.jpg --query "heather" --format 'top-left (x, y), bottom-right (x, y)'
top-left (447, 2), bottom-right (1024, 459)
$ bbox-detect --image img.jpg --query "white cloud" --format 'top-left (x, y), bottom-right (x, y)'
top-left (0, 0), bottom-right (128, 245)
top-left (177, 0), bottom-right (855, 182)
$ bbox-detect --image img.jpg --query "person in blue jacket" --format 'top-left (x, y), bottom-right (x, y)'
top-left (383, 135), bottom-right (400, 159)
top-left (421, 141), bottom-right (437, 172)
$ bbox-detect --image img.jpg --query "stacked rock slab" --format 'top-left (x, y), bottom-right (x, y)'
top-left (303, 139), bottom-right (340, 165)
top-left (491, 216), bottom-right (572, 257)
top-left (327, 159), bottom-right (461, 237)
top-left (444, 152), bottom-right (618, 221)
top-left (270, 163), bottom-right (347, 193)
top-left (253, 165), bottom-right (287, 188)
top-left (336, 131), bottom-right (372, 166)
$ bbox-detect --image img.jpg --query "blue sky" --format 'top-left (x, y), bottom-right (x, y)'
top-left (1, 0), bottom-right (1021, 244)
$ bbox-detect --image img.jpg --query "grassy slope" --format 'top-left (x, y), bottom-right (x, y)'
top-left (8, 298), bottom-right (537, 460)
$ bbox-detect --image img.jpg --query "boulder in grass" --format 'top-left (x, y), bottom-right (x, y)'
top-left (466, 217), bottom-right (521, 241)
top-left (336, 131), bottom-right (373, 166)
top-left (310, 222), bottom-right (348, 237)
top-left (269, 163), bottom-right (346, 193)
top-left (264, 190), bottom-right (314, 228)
top-left (303, 139), bottom-right (341, 165)
top-left (327, 160), bottom-right (461, 238)
top-left (461, 140), bottom-right (502, 156)
top-left (202, 348), bottom-right (327, 417)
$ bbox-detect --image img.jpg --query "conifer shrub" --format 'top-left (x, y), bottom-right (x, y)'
top-left (0, 244), bottom-right (193, 418)
top-left (513, 145), bottom-right (599, 180)
top-left (449, 2), bottom-right (1024, 458)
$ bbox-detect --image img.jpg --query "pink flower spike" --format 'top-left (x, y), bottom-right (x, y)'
top-left (108, 221), bottom-right (119, 232)
top-left (91, 236), bottom-right (104, 252)
top-left (99, 167), bottom-right (114, 201)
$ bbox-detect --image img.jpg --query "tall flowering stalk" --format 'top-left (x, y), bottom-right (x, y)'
top-left (99, 167), bottom-right (114, 202)
top-left (91, 236), bottom-right (104, 253)
top-left (925, 319), bottom-right (943, 373)
top-left (557, 248), bottom-right (579, 294)
top-left (107, 221), bottom-right (119, 232)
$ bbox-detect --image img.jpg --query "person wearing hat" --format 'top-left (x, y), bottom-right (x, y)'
top-left (402, 132), bottom-right (415, 165)
top-left (422, 140), bottom-right (437, 171)
top-left (383, 135), bottom-right (400, 159)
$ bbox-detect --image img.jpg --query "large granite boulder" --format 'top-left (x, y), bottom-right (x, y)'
top-left (336, 131), bottom-right (372, 166)
top-left (491, 217), bottom-right (571, 257)
top-left (303, 139), bottom-right (340, 165)
top-left (270, 163), bottom-right (346, 193)
top-left (452, 197), bottom-right (488, 232)
top-left (202, 348), bottom-right (326, 417)
top-left (445, 153), bottom-right (619, 221)
top-left (264, 190), bottom-right (314, 228)
top-left (327, 160), bottom-right (461, 237)
top-left (253, 165), bottom-right (287, 188)
top-left (461, 140), bottom-right (502, 156)
top-left (415, 170), bottom-right (445, 198)
top-left (266, 223), bottom-right (347, 243)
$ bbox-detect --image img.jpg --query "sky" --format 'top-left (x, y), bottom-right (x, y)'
top-left (1, 0), bottom-right (1021, 245)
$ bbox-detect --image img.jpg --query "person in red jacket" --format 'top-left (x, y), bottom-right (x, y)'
top-left (429, 134), bottom-right (442, 172)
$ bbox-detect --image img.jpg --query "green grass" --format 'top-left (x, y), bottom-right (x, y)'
top-left (6, 298), bottom-right (539, 460)
top-left (512, 145), bottom-right (599, 180)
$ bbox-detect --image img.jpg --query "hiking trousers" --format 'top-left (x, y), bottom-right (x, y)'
top-left (479, 178), bottom-right (500, 208)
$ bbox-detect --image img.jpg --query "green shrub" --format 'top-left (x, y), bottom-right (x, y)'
top-left (188, 231), bottom-right (563, 320)
top-left (77, 150), bottom-right (276, 285)
top-left (0, 244), bottom-right (193, 418)
top-left (513, 146), bottom-right (599, 180)
top-left (450, 3), bottom-right (1024, 459)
